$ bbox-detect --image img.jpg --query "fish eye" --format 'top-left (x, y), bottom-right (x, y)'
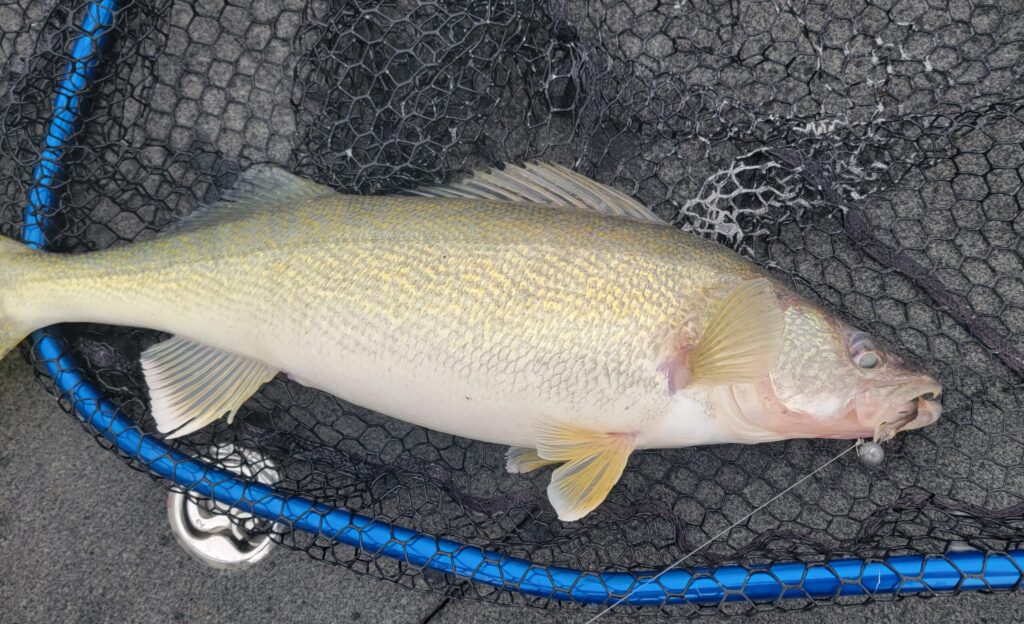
top-left (850, 332), bottom-right (883, 369)
top-left (855, 351), bottom-right (881, 369)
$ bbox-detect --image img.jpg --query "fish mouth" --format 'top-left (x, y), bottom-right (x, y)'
top-left (873, 390), bottom-right (942, 443)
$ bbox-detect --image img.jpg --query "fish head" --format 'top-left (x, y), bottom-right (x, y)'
top-left (745, 301), bottom-right (943, 442)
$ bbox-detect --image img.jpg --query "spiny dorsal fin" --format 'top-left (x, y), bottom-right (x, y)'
top-left (408, 161), bottom-right (666, 225)
top-left (142, 336), bottom-right (278, 439)
top-left (534, 420), bottom-right (636, 521)
top-left (165, 165), bottom-right (336, 234)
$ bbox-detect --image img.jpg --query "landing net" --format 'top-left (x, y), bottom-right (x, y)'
top-left (2, 0), bottom-right (1023, 616)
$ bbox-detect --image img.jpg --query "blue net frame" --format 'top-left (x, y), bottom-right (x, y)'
top-left (16, 0), bottom-right (1024, 611)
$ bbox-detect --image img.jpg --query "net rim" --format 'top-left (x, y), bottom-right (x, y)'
top-left (19, 0), bottom-right (1024, 607)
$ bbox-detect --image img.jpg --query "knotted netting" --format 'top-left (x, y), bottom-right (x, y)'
top-left (1, 0), bottom-right (1023, 616)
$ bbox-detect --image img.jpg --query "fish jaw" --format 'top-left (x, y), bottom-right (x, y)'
top-left (866, 384), bottom-right (943, 442)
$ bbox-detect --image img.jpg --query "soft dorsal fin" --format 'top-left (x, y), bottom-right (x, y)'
top-left (142, 335), bottom-right (278, 439)
top-left (407, 161), bottom-right (666, 225)
top-left (165, 165), bottom-right (336, 234)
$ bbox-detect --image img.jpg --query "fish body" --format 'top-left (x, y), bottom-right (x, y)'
top-left (0, 163), bottom-right (943, 520)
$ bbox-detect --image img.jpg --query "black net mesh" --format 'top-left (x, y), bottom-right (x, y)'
top-left (2, 0), bottom-right (1024, 616)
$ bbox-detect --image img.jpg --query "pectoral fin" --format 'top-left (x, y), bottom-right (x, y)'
top-left (661, 277), bottom-right (785, 392)
top-left (141, 336), bottom-right (278, 439)
top-left (535, 420), bottom-right (635, 521)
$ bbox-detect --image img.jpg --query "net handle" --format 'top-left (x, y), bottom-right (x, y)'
top-left (19, 0), bottom-right (1024, 607)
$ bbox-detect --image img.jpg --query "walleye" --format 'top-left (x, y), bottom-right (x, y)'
top-left (0, 162), bottom-right (943, 521)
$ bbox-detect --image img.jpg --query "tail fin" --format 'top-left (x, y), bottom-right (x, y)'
top-left (0, 237), bottom-right (33, 358)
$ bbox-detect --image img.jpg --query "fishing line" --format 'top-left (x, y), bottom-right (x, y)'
top-left (584, 439), bottom-right (863, 623)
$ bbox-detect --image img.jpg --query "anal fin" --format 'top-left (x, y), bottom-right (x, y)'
top-left (535, 420), bottom-right (635, 522)
top-left (141, 336), bottom-right (278, 439)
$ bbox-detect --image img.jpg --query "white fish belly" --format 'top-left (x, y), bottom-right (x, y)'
top-left (273, 329), bottom-right (730, 450)
top-left (285, 346), bottom-right (541, 447)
